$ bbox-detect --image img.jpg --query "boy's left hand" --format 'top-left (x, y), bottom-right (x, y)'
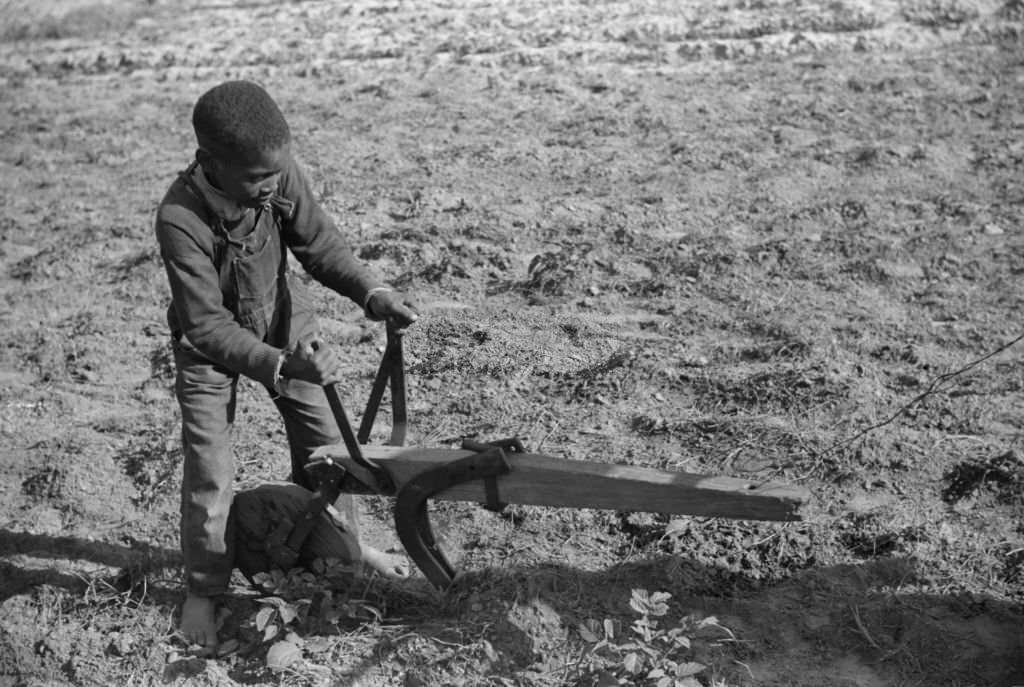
top-left (367, 289), bottom-right (419, 328)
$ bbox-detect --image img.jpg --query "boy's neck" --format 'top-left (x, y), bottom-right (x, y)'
top-left (202, 168), bottom-right (224, 191)
top-left (189, 162), bottom-right (251, 223)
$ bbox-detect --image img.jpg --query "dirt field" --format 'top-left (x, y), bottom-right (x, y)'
top-left (1, 0), bottom-right (1023, 685)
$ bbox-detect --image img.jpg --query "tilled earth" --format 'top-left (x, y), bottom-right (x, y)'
top-left (1, 1), bottom-right (1023, 685)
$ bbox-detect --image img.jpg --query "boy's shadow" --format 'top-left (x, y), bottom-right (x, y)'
top-left (0, 529), bottom-right (182, 605)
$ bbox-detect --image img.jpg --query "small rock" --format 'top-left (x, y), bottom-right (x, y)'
top-left (265, 640), bottom-right (302, 671)
top-left (983, 223), bottom-right (1004, 235)
top-left (804, 613), bottom-right (830, 631)
top-left (108, 632), bottom-right (135, 657)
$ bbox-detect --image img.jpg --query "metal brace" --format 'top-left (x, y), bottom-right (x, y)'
top-left (393, 438), bottom-right (525, 590)
top-left (358, 320), bottom-right (408, 447)
top-left (261, 457), bottom-right (348, 571)
top-left (461, 437), bottom-right (526, 512)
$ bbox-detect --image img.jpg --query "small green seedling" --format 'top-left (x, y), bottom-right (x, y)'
top-left (578, 588), bottom-right (725, 687)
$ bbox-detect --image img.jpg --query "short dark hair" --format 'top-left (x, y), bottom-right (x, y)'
top-left (192, 80), bottom-right (291, 158)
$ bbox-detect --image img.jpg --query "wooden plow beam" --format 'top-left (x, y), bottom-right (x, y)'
top-left (273, 324), bottom-right (812, 591)
top-left (309, 439), bottom-right (811, 591)
top-left (312, 444), bottom-right (809, 521)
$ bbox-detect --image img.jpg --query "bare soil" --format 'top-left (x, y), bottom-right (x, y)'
top-left (1, 1), bottom-right (1023, 685)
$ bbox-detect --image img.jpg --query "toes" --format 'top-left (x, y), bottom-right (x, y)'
top-left (182, 625), bottom-right (212, 648)
top-left (180, 595), bottom-right (219, 651)
top-left (383, 556), bottom-right (411, 579)
top-left (363, 549), bottom-right (411, 579)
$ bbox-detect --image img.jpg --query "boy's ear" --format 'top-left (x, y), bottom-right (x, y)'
top-left (195, 147), bottom-right (212, 166)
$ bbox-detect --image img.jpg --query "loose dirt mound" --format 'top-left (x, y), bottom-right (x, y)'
top-left (1, 1), bottom-right (1022, 685)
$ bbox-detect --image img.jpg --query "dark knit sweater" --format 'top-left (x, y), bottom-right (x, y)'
top-left (155, 154), bottom-right (382, 388)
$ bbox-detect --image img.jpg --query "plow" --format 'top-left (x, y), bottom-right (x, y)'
top-left (235, 323), bottom-right (812, 591)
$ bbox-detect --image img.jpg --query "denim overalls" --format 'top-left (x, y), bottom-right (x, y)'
top-left (172, 164), bottom-right (356, 597)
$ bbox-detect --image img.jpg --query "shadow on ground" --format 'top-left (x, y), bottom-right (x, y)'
top-left (1, 529), bottom-right (1021, 686)
top-left (328, 555), bottom-right (1024, 687)
top-left (0, 529), bottom-right (181, 603)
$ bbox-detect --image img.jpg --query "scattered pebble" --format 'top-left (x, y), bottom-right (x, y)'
top-left (983, 222), bottom-right (1005, 235)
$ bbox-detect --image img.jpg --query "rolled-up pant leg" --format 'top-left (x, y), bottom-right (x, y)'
top-left (173, 340), bottom-right (238, 597)
top-left (271, 378), bottom-right (359, 539)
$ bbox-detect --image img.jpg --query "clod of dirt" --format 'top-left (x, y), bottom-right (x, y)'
top-left (942, 451), bottom-right (1024, 503)
top-left (20, 466), bottom-right (64, 498)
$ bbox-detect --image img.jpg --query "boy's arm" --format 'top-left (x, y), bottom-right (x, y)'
top-left (277, 155), bottom-right (384, 308)
top-left (156, 211), bottom-right (281, 388)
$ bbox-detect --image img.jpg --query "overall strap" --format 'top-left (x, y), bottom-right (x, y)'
top-left (178, 161), bottom-right (234, 290)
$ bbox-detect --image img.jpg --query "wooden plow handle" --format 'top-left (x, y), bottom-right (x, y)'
top-left (319, 321), bottom-right (408, 495)
top-left (323, 384), bottom-right (394, 494)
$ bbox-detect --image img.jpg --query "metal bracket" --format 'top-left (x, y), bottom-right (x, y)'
top-left (259, 458), bottom-right (349, 571)
top-left (324, 384), bottom-right (395, 494)
top-left (461, 437), bottom-right (526, 512)
top-left (288, 459), bottom-right (346, 548)
top-left (393, 445), bottom-right (513, 591)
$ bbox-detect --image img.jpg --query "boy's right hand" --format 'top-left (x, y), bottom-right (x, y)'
top-left (281, 337), bottom-right (343, 386)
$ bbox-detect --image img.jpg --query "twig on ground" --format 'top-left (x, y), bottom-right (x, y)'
top-left (818, 331), bottom-right (1024, 458)
top-left (733, 659), bottom-right (755, 680)
top-left (849, 603), bottom-right (882, 651)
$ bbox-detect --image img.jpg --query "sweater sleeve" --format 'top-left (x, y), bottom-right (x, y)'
top-left (155, 203), bottom-right (281, 388)
top-left (277, 155), bottom-right (385, 305)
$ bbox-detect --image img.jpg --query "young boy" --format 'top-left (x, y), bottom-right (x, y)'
top-left (155, 80), bottom-right (416, 650)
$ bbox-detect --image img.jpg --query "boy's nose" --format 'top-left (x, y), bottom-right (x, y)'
top-left (262, 172), bottom-right (282, 191)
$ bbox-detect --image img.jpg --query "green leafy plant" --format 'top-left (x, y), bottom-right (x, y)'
top-left (250, 569), bottom-right (313, 671)
top-left (577, 589), bottom-right (726, 687)
top-left (248, 559), bottom-right (382, 671)
top-left (253, 593), bottom-right (308, 643)
top-left (251, 568), bottom-right (317, 640)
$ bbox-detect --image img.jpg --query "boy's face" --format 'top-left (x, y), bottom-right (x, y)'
top-left (200, 143), bottom-right (289, 208)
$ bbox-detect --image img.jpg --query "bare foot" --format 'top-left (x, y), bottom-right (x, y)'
top-left (361, 545), bottom-right (410, 579)
top-left (180, 594), bottom-right (218, 651)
